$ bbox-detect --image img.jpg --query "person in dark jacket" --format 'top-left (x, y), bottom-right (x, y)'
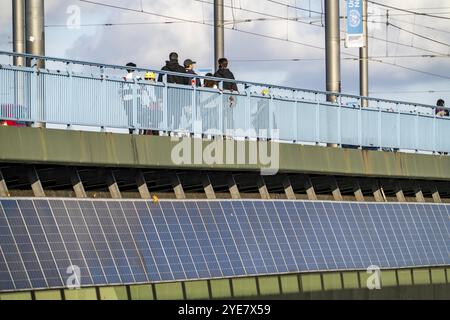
top-left (436, 99), bottom-right (449, 117)
top-left (158, 52), bottom-right (189, 85)
top-left (214, 58), bottom-right (238, 92)
top-left (184, 59), bottom-right (201, 87)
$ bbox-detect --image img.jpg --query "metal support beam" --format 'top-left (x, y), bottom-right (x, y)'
top-left (0, 169), bottom-right (10, 197)
top-left (171, 174), bottom-right (186, 200)
top-left (214, 0), bottom-right (224, 71)
top-left (136, 170), bottom-right (151, 200)
top-left (304, 175), bottom-right (318, 201)
top-left (325, 0), bottom-right (341, 103)
top-left (282, 175), bottom-right (296, 200)
top-left (325, 0), bottom-right (341, 148)
top-left (105, 170), bottom-right (122, 199)
top-left (28, 166), bottom-right (45, 197)
top-left (70, 168), bottom-right (87, 198)
top-left (202, 174), bottom-right (216, 200)
top-left (228, 175), bottom-right (241, 199)
top-left (360, 0), bottom-right (369, 107)
top-left (256, 176), bottom-right (270, 200)
top-left (430, 184), bottom-right (442, 204)
top-left (394, 182), bottom-right (406, 202)
top-left (372, 181), bottom-right (385, 202)
top-left (353, 180), bottom-right (365, 202)
top-left (330, 177), bottom-right (343, 201)
top-left (13, 0), bottom-right (26, 66)
top-left (414, 183), bottom-right (426, 203)
top-left (25, 0), bottom-right (45, 68)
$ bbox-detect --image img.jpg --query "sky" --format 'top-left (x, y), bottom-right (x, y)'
top-left (1, 0), bottom-right (450, 106)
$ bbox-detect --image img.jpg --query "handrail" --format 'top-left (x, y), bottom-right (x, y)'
top-left (0, 50), bottom-right (445, 111)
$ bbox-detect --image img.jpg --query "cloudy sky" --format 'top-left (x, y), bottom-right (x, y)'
top-left (1, 0), bottom-right (450, 105)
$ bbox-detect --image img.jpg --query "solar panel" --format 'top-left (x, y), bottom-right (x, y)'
top-left (0, 198), bottom-right (448, 292)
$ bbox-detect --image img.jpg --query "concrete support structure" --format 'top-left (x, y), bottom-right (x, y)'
top-left (282, 176), bottom-right (297, 200)
top-left (353, 180), bottom-right (365, 202)
top-left (414, 188), bottom-right (426, 203)
top-left (136, 171), bottom-right (151, 200)
top-left (304, 176), bottom-right (318, 201)
top-left (430, 185), bottom-right (442, 204)
top-left (28, 166), bottom-right (45, 197)
top-left (171, 174), bottom-right (186, 200)
top-left (372, 181), bottom-right (385, 202)
top-left (214, 0), bottom-right (224, 71)
top-left (70, 168), bottom-right (87, 198)
top-left (228, 175), bottom-right (241, 199)
top-left (394, 182), bottom-right (406, 203)
top-left (256, 176), bottom-right (270, 200)
top-left (360, 0), bottom-right (369, 107)
top-left (106, 170), bottom-right (122, 199)
top-left (0, 170), bottom-right (9, 197)
top-left (13, 0), bottom-right (26, 66)
top-left (202, 174), bottom-right (216, 200)
top-left (330, 177), bottom-right (343, 201)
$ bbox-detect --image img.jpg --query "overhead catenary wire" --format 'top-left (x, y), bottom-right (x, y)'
top-left (368, 0), bottom-right (450, 21)
top-left (388, 22), bottom-right (450, 48)
top-left (77, 0), bottom-right (450, 81)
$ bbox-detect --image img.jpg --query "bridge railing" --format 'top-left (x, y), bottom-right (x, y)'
top-left (0, 51), bottom-right (449, 154)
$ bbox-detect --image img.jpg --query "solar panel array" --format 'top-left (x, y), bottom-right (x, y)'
top-left (0, 199), bottom-right (449, 292)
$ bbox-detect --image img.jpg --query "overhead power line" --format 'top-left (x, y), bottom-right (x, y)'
top-left (368, 0), bottom-right (450, 20)
top-left (372, 90), bottom-right (450, 94)
top-left (388, 22), bottom-right (450, 49)
top-left (265, 0), bottom-right (323, 15)
top-left (77, 0), bottom-right (450, 81)
top-left (231, 55), bottom-right (450, 63)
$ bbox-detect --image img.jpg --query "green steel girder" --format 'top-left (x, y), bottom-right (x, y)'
top-left (1, 126), bottom-right (449, 180)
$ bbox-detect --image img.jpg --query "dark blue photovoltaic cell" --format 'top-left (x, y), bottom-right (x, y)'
top-left (1, 200), bottom-right (47, 289)
top-left (18, 200), bottom-right (63, 288)
top-left (50, 200), bottom-right (93, 287)
top-left (0, 198), bottom-right (449, 292)
top-left (78, 201), bottom-right (121, 285)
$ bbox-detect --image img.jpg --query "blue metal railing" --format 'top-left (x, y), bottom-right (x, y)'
top-left (0, 51), bottom-right (449, 154)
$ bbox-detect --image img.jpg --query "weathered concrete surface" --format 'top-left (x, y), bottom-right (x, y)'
top-left (1, 126), bottom-right (449, 180)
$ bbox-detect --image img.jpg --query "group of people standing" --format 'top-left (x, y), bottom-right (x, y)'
top-left (125, 52), bottom-right (238, 91)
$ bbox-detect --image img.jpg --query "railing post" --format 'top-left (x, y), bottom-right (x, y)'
top-left (433, 106), bottom-right (437, 154)
top-left (337, 94), bottom-right (342, 147)
top-left (191, 78), bottom-right (198, 135)
top-left (245, 90), bottom-right (251, 138)
top-left (378, 101), bottom-right (382, 150)
top-left (163, 74), bottom-right (168, 133)
top-left (219, 90), bottom-right (224, 137)
top-left (269, 93), bottom-right (274, 140)
top-left (66, 62), bottom-right (73, 128)
top-left (316, 100), bottom-right (320, 144)
top-left (294, 94), bottom-right (299, 143)
top-left (358, 99), bottom-right (362, 148)
top-left (397, 103), bottom-right (401, 150)
top-left (414, 105), bottom-right (419, 152)
top-left (30, 58), bottom-right (38, 125)
top-left (132, 77), bottom-right (138, 134)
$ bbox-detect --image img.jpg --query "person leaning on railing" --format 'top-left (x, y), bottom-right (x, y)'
top-left (214, 58), bottom-right (238, 92)
top-left (436, 99), bottom-right (449, 117)
top-left (184, 59), bottom-right (201, 87)
top-left (203, 73), bottom-right (218, 89)
top-left (157, 52), bottom-right (189, 85)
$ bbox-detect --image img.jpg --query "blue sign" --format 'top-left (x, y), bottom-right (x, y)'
top-left (346, 0), bottom-right (364, 48)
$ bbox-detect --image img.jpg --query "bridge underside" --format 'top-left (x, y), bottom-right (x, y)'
top-left (0, 126), bottom-right (449, 202)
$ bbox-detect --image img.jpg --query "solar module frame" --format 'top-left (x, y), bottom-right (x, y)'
top-left (0, 198), bottom-right (449, 292)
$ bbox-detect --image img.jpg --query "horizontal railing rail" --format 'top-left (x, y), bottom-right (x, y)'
top-left (0, 51), bottom-right (449, 154)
